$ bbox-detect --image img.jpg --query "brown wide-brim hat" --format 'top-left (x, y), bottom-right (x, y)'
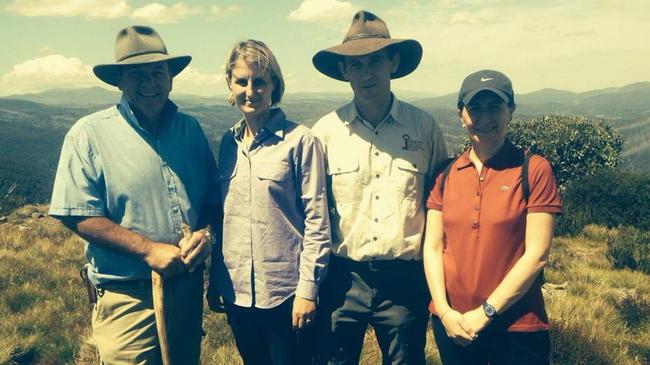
top-left (93, 25), bottom-right (191, 87)
top-left (313, 10), bottom-right (422, 81)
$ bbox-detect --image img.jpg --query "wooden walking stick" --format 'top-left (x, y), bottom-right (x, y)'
top-left (152, 223), bottom-right (193, 365)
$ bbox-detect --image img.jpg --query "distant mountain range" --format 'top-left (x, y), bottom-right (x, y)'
top-left (8, 82), bottom-right (650, 117)
top-left (0, 82), bottom-right (649, 207)
top-left (412, 81), bottom-right (650, 120)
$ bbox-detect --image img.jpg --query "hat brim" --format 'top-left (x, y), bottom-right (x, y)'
top-left (313, 38), bottom-right (422, 81)
top-left (93, 53), bottom-right (191, 87)
top-left (459, 87), bottom-right (512, 109)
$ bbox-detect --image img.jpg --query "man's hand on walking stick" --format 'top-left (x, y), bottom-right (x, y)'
top-left (179, 223), bottom-right (212, 272)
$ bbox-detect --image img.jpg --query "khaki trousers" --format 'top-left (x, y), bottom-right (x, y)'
top-left (92, 269), bottom-right (204, 365)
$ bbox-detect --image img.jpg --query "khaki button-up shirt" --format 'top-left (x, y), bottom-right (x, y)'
top-left (312, 96), bottom-right (448, 261)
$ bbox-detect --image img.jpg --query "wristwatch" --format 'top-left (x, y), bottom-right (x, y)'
top-left (202, 228), bottom-right (216, 245)
top-left (482, 302), bottom-right (498, 318)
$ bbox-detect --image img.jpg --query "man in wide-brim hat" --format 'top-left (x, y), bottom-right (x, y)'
top-left (49, 25), bottom-right (220, 364)
top-left (311, 10), bottom-right (448, 365)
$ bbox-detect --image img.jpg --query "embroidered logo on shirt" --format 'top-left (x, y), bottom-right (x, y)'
top-left (500, 185), bottom-right (511, 191)
top-left (402, 134), bottom-right (424, 152)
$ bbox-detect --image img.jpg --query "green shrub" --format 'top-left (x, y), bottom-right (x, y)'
top-left (456, 114), bottom-right (624, 191)
top-left (557, 170), bottom-right (650, 235)
top-left (606, 226), bottom-right (650, 274)
top-left (507, 115), bottom-right (623, 190)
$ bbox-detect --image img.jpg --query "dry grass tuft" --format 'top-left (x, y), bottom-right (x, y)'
top-left (545, 229), bottom-right (650, 365)
top-left (1, 209), bottom-right (648, 364)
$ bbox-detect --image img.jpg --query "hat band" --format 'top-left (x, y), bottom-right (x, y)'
top-left (344, 33), bottom-right (389, 43)
top-left (117, 50), bottom-right (168, 62)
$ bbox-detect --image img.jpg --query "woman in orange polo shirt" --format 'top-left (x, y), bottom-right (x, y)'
top-left (423, 70), bottom-right (562, 364)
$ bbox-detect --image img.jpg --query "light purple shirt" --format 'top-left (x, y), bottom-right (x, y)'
top-left (213, 108), bottom-right (331, 308)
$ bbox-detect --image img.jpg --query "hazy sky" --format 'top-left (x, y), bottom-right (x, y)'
top-left (1, 0), bottom-right (649, 97)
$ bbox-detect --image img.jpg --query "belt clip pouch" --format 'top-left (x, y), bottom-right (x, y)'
top-left (79, 265), bottom-right (97, 305)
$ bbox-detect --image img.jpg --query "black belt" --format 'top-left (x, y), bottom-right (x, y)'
top-left (331, 255), bottom-right (422, 273)
top-left (96, 278), bottom-right (151, 293)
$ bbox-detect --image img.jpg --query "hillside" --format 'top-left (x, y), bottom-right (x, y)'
top-left (0, 205), bottom-right (648, 364)
top-left (1, 83), bottom-right (650, 211)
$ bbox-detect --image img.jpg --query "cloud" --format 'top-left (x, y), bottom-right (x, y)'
top-left (0, 56), bottom-right (223, 97)
top-left (130, 2), bottom-right (201, 24)
top-left (4, 0), bottom-right (205, 23)
top-left (171, 66), bottom-right (224, 96)
top-left (4, 0), bottom-right (130, 19)
top-left (208, 4), bottom-right (240, 18)
top-left (382, 1), bottom-right (650, 92)
top-left (0, 55), bottom-right (99, 96)
top-left (449, 11), bottom-right (479, 25)
top-left (288, 0), bottom-right (359, 22)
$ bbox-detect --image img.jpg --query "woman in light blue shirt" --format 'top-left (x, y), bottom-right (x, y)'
top-left (207, 39), bottom-right (331, 365)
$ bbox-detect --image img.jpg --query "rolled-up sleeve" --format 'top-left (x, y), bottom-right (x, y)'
top-left (295, 132), bottom-right (331, 300)
top-left (49, 127), bottom-right (105, 217)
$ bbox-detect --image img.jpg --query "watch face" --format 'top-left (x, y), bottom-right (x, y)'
top-left (483, 303), bottom-right (497, 317)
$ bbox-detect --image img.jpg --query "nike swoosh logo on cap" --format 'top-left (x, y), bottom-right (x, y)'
top-left (481, 77), bottom-right (494, 82)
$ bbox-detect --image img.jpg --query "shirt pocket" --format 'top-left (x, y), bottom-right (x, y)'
top-left (326, 154), bottom-right (359, 207)
top-left (391, 155), bottom-right (427, 201)
top-left (254, 161), bottom-right (293, 207)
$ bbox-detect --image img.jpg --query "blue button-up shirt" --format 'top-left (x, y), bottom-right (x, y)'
top-left (213, 108), bottom-right (330, 308)
top-left (49, 97), bottom-right (219, 285)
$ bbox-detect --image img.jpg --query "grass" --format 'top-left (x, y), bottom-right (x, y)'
top-left (0, 208), bottom-right (648, 364)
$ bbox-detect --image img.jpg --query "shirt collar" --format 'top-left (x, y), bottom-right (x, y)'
top-left (343, 93), bottom-right (402, 126)
top-left (456, 150), bottom-right (473, 170)
top-left (117, 96), bottom-right (178, 133)
top-left (484, 140), bottom-right (524, 169)
top-left (231, 107), bottom-right (288, 141)
top-left (456, 140), bottom-right (523, 170)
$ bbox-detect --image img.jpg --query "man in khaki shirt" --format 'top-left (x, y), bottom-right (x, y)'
top-left (311, 10), bottom-right (448, 365)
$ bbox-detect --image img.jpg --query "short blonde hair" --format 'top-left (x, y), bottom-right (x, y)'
top-left (224, 39), bottom-right (285, 106)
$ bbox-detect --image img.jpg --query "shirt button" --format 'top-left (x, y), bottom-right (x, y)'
top-left (374, 218), bottom-right (379, 223)
top-left (472, 220), bottom-right (478, 226)
top-left (375, 174), bottom-right (380, 178)
top-left (375, 196), bottom-right (379, 200)
top-left (476, 191), bottom-right (480, 196)
top-left (173, 206), bottom-right (179, 212)
top-left (480, 177), bottom-right (485, 181)
top-left (375, 131), bottom-right (379, 135)
top-left (374, 152), bottom-right (379, 156)
top-left (474, 206), bottom-right (479, 211)
top-left (373, 237), bottom-right (378, 241)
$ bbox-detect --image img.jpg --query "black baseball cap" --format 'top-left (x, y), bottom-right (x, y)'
top-left (457, 69), bottom-right (514, 109)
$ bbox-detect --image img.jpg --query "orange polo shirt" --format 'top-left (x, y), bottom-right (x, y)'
top-left (426, 141), bottom-right (562, 332)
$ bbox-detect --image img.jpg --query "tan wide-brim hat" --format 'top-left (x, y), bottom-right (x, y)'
top-left (93, 25), bottom-right (191, 87)
top-left (313, 10), bottom-right (422, 81)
